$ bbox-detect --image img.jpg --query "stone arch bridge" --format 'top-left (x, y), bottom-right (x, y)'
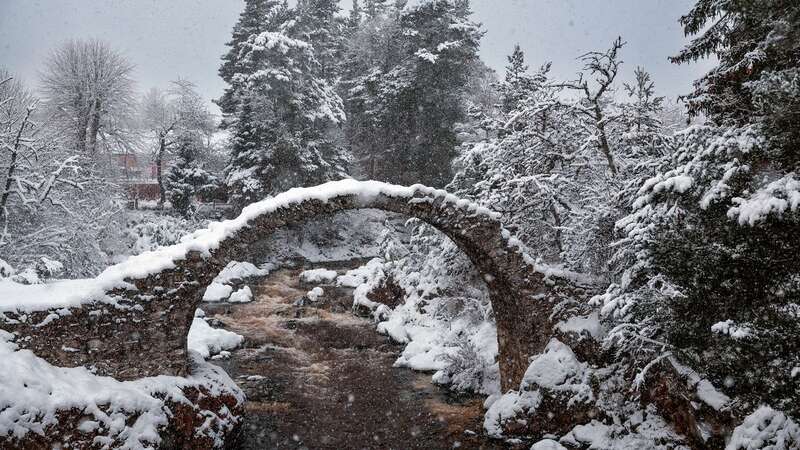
top-left (3, 180), bottom-right (595, 391)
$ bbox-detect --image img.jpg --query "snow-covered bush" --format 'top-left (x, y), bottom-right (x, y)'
top-left (350, 220), bottom-right (500, 395)
top-left (114, 211), bottom-right (206, 258)
top-left (9, 256), bottom-right (64, 284)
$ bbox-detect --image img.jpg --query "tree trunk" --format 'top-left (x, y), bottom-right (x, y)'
top-left (594, 105), bottom-right (618, 176)
top-left (550, 202), bottom-right (563, 254)
top-left (73, 92), bottom-right (89, 153)
top-left (156, 136), bottom-right (166, 209)
top-left (85, 98), bottom-right (102, 155)
top-left (1, 108), bottom-right (33, 232)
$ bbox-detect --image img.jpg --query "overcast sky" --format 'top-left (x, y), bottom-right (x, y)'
top-left (0, 0), bottom-right (713, 114)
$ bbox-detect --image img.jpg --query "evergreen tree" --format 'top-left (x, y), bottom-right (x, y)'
top-left (365, 0), bottom-right (391, 19)
top-left (347, 0), bottom-right (363, 32)
top-left (219, 1), bottom-right (351, 208)
top-left (221, 14), bottom-right (349, 207)
top-left (609, 0), bottom-right (800, 415)
top-left (294, 0), bottom-right (344, 80)
top-left (165, 134), bottom-right (216, 218)
top-left (217, 0), bottom-right (290, 119)
top-left (499, 44), bottom-right (533, 114)
top-left (671, 0), bottom-right (800, 163)
top-left (341, 0), bottom-right (482, 186)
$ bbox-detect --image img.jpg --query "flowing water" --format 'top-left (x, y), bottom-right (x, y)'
top-left (205, 262), bottom-right (512, 450)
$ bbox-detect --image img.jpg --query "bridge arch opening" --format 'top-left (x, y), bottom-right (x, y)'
top-left (181, 180), bottom-right (555, 390)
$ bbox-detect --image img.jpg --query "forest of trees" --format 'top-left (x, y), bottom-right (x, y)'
top-left (1, 0), bottom-right (798, 443)
top-left (214, 0), bottom-right (800, 420)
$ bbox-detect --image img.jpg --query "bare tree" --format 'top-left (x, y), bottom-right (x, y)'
top-left (140, 79), bottom-right (214, 207)
top-left (1, 69), bottom-right (118, 276)
top-left (0, 71), bottom-right (37, 236)
top-left (40, 39), bottom-right (135, 155)
top-left (561, 37), bottom-right (625, 176)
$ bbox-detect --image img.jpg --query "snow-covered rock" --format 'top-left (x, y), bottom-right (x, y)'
top-left (203, 282), bottom-right (234, 302)
top-left (307, 286), bottom-right (324, 302)
top-left (187, 317), bottom-right (244, 359)
top-left (727, 406), bottom-right (800, 450)
top-left (300, 268), bottom-right (338, 284)
top-left (0, 330), bottom-right (244, 449)
top-left (228, 286), bottom-right (253, 303)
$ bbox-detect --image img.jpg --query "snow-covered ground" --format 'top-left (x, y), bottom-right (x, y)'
top-left (0, 328), bottom-right (243, 449)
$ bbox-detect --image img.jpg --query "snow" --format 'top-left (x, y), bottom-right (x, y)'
top-left (300, 268), bottom-right (338, 284)
top-left (726, 406), bottom-right (800, 450)
top-left (306, 287), bottom-right (324, 302)
top-left (711, 319), bottom-right (753, 339)
top-left (555, 311), bottom-right (604, 339)
top-left (531, 439), bottom-right (568, 450)
top-left (520, 338), bottom-right (593, 404)
top-left (0, 278), bottom-right (108, 313)
top-left (215, 261), bottom-right (271, 284)
top-left (559, 421), bottom-right (613, 449)
top-left (669, 356), bottom-right (731, 411)
top-left (202, 261), bottom-right (269, 303)
top-left (414, 48), bottom-right (439, 63)
top-left (187, 317), bottom-right (244, 359)
top-left (203, 282), bottom-right (234, 302)
top-left (0, 330), bottom-right (244, 449)
top-left (250, 31), bottom-right (311, 54)
top-left (1, 180), bottom-right (505, 314)
top-left (483, 390), bottom-right (542, 438)
top-left (228, 286), bottom-right (253, 303)
top-left (696, 379), bottom-right (731, 411)
top-left (338, 260), bottom-right (381, 288)
top-left (633, 171), bottom-right (694, 209)
top-left (728, 173), bottom-right (800, 226)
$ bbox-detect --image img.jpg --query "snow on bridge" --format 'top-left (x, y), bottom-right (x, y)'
top-left (0, 179), bottom-right (596, 391)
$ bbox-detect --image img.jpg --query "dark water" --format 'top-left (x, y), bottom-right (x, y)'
top-left (205, 265), bottom-right (511, 450)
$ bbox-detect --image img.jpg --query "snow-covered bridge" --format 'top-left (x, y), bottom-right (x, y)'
top-left (1, 180), bottom-right (595, 391)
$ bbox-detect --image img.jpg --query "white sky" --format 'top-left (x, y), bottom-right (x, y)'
top-left (0, 0), bottom-right (714, 114)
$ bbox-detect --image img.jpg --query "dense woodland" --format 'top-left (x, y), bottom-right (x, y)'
top-left (1, 0), bottom-right (799, 447)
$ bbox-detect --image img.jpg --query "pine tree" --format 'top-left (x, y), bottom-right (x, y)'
top-left (670, 0), bottom-right (800, 163)
top-left (612, 0), bottom-right (800, 415)
top-left (400, 0), bottom-right (483, 186)
top-left (220, 8), bottom-right (350, 207)
top-left (500, 44), bottom-right (532, 113)
top-left (217, 0), bottom-right (289, 119)
top-left (365, 0), bottom-right (390, 19)
top-left (165, 134), bottom-right (216, 218)
top-left (341, 0), bottom-right (482, 186)
top-left (294, 0), bottom-right (344, 80)
top-left (347, 0), bottom-right (363, 32)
